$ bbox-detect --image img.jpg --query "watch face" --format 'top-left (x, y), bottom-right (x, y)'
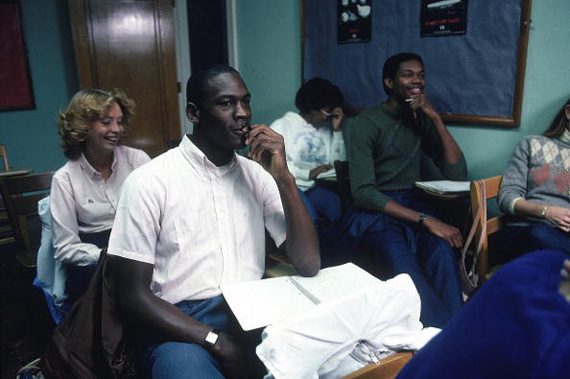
top-left (205, 330), bottom-right (219, 345)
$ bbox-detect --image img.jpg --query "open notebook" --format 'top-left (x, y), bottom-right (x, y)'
top-left (221, 263), bottom-right (381, 331)
top-left (415, 180), bottom-right (470, 195)
top-left (316, 168), bottom-right (337, 180)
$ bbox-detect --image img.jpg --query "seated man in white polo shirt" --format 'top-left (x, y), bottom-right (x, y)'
top-left (105, 64), bottom-right (320, 378)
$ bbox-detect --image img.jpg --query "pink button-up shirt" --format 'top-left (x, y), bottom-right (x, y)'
top-left (107, 136), bottom-right (287, 304)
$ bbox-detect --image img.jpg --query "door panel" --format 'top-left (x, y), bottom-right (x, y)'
top-left (68, 0), bottom-right (180, 158)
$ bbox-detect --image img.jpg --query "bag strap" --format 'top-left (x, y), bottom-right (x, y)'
top-left (461, 180), bottom-right (487, 257)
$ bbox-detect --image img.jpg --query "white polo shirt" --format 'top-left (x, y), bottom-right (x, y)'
top-left (107, 136), bottom-right (287, 304)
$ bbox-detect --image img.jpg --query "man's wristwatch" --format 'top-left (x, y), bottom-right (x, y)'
top-left (418, 213), bottom-right (428, 226)
top-left (204, 329), bottom-right (220, 350)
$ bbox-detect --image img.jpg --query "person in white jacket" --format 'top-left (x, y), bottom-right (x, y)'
top-left (270, 78), bottom-right (347, 229)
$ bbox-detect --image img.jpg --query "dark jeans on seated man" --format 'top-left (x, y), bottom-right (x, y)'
top-left (299, 186), bottom-right (343, 231)
top-left (323, 189), bottom-right (463, 328)
top-left (137, 295), bottom-right (265, 378)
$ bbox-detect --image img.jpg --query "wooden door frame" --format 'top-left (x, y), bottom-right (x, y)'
top-left (172, 0), bottom-right (238, 136)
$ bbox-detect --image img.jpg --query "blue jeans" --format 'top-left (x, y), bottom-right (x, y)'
top-left (137, 295), bottom-right (263, 378)
top-left (493, 223), bottom-right (570, 265)
top-left (298, 186), bottom-right (343, 230)
top-left (305, 186), bottom-right (343, 223)
top-left (326, 189), bottom-right (463, 328)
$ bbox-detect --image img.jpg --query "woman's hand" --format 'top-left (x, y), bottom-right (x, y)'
top-left (544, 206), bottom-right (570, 233)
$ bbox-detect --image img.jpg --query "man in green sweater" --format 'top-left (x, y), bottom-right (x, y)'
top-left (347, 52), bottom-right (467, 327)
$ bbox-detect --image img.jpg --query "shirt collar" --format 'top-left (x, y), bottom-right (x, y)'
top-left (179, 134), bottom-right (237, 176)
top-left (382, 102), bottom-right (404, 118)
top-left (78, 151), bottom-right (117, 177)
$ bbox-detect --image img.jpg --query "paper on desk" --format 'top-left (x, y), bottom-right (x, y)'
top-left (316, 168), bottom-right (336, 180)
top-left (415, 180), bottom-right (470, 194)
top-left (221, 263), bottom-right (381, 331)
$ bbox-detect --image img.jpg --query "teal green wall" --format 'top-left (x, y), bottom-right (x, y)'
top-left (236, 1), bottom-right (301, 126)
top-left (236, 0), bottom-right (570, 180)
top-left (1, 0), bottom-right (568, 179)
top-left (0, 0), bottom-right (77, 173)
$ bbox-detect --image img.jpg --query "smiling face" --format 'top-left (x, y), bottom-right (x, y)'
top-left (384, 59), bottom-right (426, 103)
top-left (191, 72), bottom-right (252, 151)
top-left (84, 102), bottom-right (124, 156)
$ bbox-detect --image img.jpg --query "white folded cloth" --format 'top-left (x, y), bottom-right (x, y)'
top-left (256, 274), bottom-right (440, 379)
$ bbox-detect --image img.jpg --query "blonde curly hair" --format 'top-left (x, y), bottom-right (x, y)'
top-left (58, 89), bottom-right (136, 160)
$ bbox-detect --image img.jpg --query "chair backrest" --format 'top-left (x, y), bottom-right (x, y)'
top-left (0, 172), bottom-right (54, 266)
top-left (344, 352), bottom-right (414, 378)
top-left (0, 144), bottom-right (10, 171)
top-left (334, 160), bottom-right (352, 209)
top-left (469, 175), bottom-right (504, 282)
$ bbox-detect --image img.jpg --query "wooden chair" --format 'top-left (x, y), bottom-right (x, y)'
top-left (264, 230), bottom-right (299, 278)
top-left (344, 352), bottom-right (415, 379)
top-left (0, 172), bottom-right (54, 267)
top-left (0, 144), bottom-right (10, 171)
top-left (469, 175), bottom-right (504, 284)
top-left (0, 144), bottom-right (14, 244)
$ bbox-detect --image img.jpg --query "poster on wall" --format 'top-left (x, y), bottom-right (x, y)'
top-left (338, 0), bottom-right (371, 44)
top-left (0, 0), bottom-right (35, 112)
top-left (420, 0), bottom-right (468, 38)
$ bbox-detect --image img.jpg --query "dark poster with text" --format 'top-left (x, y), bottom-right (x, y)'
top-left (421, 0), bottom-right (468, 38)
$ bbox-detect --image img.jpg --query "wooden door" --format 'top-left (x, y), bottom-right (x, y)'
top-left (68, 0), bottom-right (180, 158)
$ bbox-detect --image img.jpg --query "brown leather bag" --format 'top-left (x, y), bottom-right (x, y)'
top-left (40, 249), bottom-right (137, 378)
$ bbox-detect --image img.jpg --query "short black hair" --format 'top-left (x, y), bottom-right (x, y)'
top-left (295, 78), bottom-right (344, 113)
top-left (186, 64), bottom-right (240, 108)
top-left (382, 52), bottom-right (424, 95)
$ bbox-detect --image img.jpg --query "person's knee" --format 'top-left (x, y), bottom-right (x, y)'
top-left (145, 342), bottom-right (223, 378)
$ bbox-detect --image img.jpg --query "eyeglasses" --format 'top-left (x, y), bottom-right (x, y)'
top-left (321, 109), bottom-right (340, 121)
